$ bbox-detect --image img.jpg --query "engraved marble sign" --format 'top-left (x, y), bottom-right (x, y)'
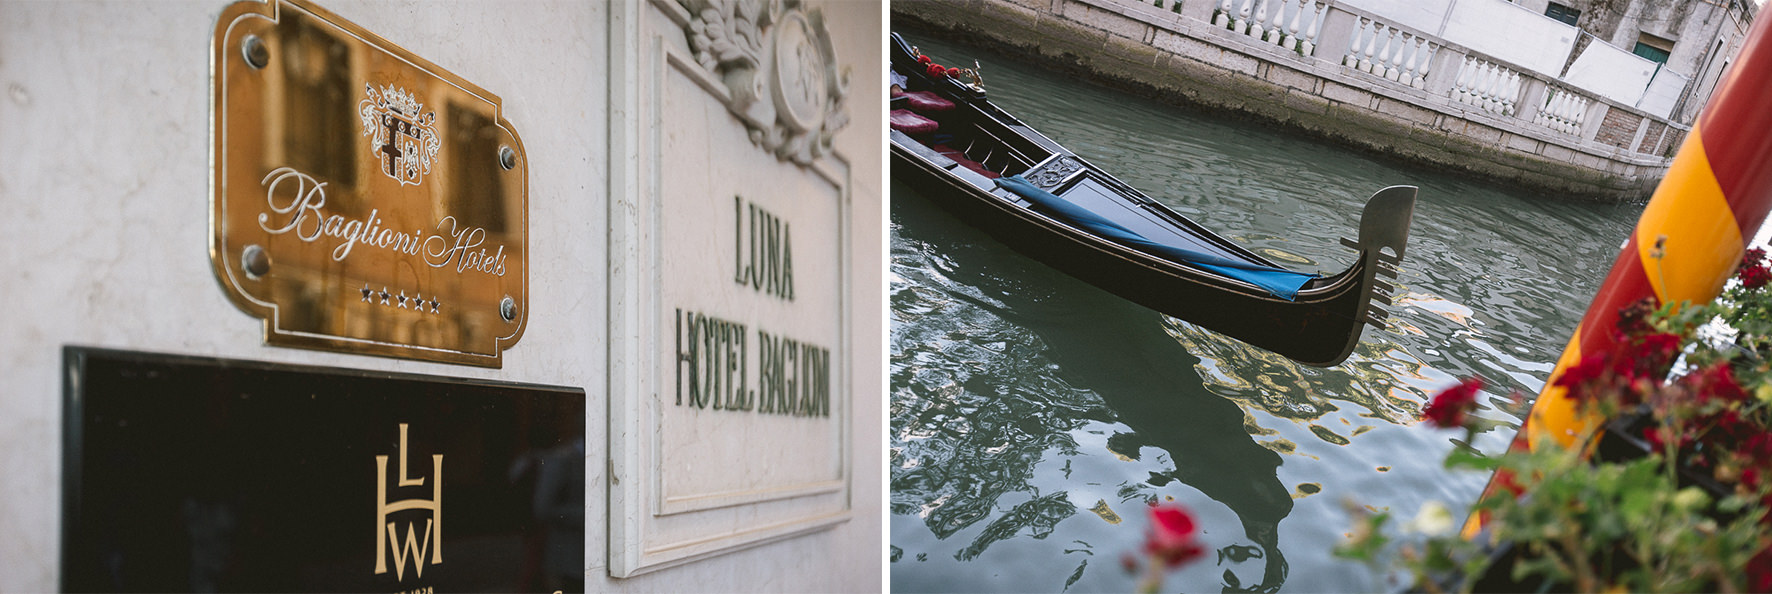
top-left (607, 0), bottom-right (854, 577)
top-left (210, 0), bottom-right (529, 367)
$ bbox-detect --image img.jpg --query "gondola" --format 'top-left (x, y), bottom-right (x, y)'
top-left (888, 32), bottom-right (1416, 367)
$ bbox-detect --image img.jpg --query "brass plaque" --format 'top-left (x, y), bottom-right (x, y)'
top-left (211, 0), bottom-right (527, 367)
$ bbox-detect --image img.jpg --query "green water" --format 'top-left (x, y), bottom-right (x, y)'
top-left (888, 33), bottom-right (1644, 592)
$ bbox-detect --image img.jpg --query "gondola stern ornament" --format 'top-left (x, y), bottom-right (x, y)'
top-left (1348, 185), bottom-right (1417, 330)
top-left (1358, 185), bottom-right (1416, 262)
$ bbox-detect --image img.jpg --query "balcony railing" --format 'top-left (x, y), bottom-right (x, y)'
top-left (1126, 0), bottom-right (1684, 158)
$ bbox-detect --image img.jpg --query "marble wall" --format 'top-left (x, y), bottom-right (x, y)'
top-left (0, 0), bottom-right (883, 590)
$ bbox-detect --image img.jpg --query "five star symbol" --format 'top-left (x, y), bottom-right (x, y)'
top-left (355, 284), bottom-right (441, 314)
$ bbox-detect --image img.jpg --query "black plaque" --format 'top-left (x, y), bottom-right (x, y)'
top-left (61, 347), bottom-right (585, 592)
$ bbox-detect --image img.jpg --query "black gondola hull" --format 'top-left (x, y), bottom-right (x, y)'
top-left (895, 148), bottom-right (1392, 366)
top-left (889, 33), bottom-right (1413, 367)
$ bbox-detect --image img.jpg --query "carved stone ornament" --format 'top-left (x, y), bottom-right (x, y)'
top-left (680, 0), bottom-right (850, 165)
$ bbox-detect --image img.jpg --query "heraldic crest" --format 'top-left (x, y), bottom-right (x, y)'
top-left (360, 83), bottom-right (441, 187)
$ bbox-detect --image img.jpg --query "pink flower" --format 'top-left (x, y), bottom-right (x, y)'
top-left (1144, 504), bottom-right (1205, 569)
top-left (1422, 377), bottom-right (1484, 429)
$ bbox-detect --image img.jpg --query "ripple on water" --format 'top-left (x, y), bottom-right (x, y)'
top-left (890, 33), bottom-right (1639, 593)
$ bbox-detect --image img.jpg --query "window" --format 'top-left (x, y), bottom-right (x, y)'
top-left (1545, 2), bottom-right (1580, 26)
top-left (1634, 33), bottom-right (1675, 64)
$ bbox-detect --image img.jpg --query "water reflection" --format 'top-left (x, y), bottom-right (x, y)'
top-left (892, 186), bottom-right (1291, 592)
top-left (891, 31), bottom-right (1642, 592)
top-left (886, 30), bottom-right (1644, 592)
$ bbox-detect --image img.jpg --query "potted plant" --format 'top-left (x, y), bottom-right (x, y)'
top-left (1338, 248), bottom-right (1772, 593)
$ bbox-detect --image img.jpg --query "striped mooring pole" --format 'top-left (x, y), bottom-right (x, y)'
top-left (1465, 9), bottom-right (1772, 538)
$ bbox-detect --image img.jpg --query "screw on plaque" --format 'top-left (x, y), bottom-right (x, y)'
top-left (499, 146), bottom-right (517, 170)
top-left (242, 35), bottom-right (269, 69)
top-left (242, 245), bottom-right (271, 279)
top-left (500, 296), bottom-right (517, 322)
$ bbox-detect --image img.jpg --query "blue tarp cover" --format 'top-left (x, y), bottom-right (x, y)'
top-left (995, 175), bottom-right (1317, 301)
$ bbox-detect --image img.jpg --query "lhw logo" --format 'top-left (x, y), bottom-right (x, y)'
top-left (375, 423), bottom-right (442, 580)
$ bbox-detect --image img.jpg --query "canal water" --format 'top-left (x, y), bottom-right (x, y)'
top-left (888, 33), bottom-right (1644, 592)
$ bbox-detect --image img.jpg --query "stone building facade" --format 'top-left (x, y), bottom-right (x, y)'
top-left (1507, 0), bottom-right (1755, 123)
top-left (898, 0), bottom-right (1756, 200)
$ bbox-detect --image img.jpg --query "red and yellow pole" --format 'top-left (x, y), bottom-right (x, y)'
top-left (1465, 11), bottom-right (1772, 538)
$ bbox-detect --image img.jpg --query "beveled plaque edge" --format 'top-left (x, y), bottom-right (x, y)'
top-left (207, 0), bottom-right (531, 369)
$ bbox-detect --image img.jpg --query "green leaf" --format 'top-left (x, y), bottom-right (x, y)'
top-left (1618, 488), bottom-right (1656, 529)
top-left (1444, 448), bottom-right (1500, 471)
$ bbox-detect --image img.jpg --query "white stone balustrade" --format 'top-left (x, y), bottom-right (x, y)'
top-left (1340, 16), bottom-right (1436, 89)
top-left (1449, 57), bottom-right (1523, 116)
top-left (1111, 0), bottom-right (1658, 154)
top-left (919, 0), bottom-right (1686, 198)
top-left (1214, 0), bottom-right (1325, 56)
top-left (1534, 87), bottom-right (1590, 135)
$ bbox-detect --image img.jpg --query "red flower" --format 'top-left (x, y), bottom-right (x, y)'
top-left (1704, 408), bottom-right (1757, 447)
top-left (1642, 332), bottom-right (1682, 358)
top-left (1690, 362), bottom-right (1749, 405)
top-left (1625, 332), bottom-right (1683, 377)
top-left (1745, 263), bottom-right (1772, 290)
top-left (1495, 469), bottom-right (1526, 496)
top-left (1144, 504), bottom-right (1205, 569)
top-left (1614, 297), bottom-right (1658, 339)
top-left (1644, 425), bottom-right (1692, 452)
top-left (1745, 433), bottom-right (1772, 465)
top-left (1747, 247), bottom-right (1767, 269)
top-left (1749, 547), bottom-right (1772, 593)
top-left (1555, 354), bottom-right (1609, 395)
top-left (1422, 377), bottom-right (1484, 429)
top-left (918, 55), bottom-right (932, 65)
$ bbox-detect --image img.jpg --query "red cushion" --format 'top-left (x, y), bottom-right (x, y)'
top-left (890, 109), bottom-right (939, 135)
top-left (902, 91), bottom-right (955, 112)
top-left (930, 145), bottom-right (1000, 179)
